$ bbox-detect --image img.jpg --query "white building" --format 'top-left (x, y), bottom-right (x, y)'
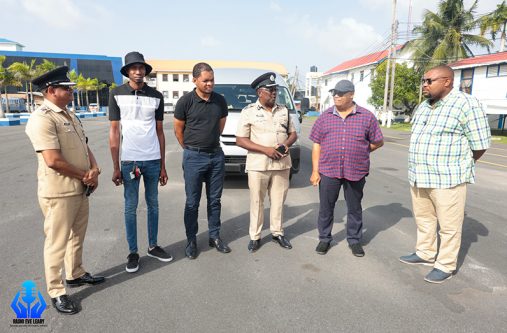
top-left (146, 60), bottom-right (288, 107)
top-left (0, 38), bottom-right (24, 51)
top-left (309, 45), bottom-right (410, 113)
top-left (304, 70), bottom-right (322, 109)
top-left (449, 52), bottom-right (507, 129)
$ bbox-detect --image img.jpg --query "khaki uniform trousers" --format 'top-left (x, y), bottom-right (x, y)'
top-left (248, 169), bottom-right (290, 240)
top-left (410, 183), bottom-right (467, 273)
top-left (38, 194), bottom-right (88, 298)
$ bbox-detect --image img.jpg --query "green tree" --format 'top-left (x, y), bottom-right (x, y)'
top-left (76, 74), bottom-right (87, 109)
top-left (8, 59), bottom-right (37, 111)
top-left (0, 55), bottom-right (6, 117)
top-left (68, 69), bottom-right (80, 109)
top-left (94, 80), bottom-right (107, 109)
top-left (368, 61), bottom-right (420, 114)
top-left (408, 0), bottom-right (493, 72)
top-left (34, 59), bottom-right (57, 77)
top-left (480, 1), bottom-right (507, 52)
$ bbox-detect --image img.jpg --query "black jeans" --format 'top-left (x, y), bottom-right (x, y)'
top-left (317, 174), bottom-right (366, 245)
top-left (182, 148), bottom-right (225, 242)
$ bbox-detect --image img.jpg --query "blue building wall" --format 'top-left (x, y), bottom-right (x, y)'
top-left (0, 50), bottom-right (123, 85)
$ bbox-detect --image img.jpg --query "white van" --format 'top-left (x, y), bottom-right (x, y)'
top-left (213, 68), bottom-right (302, 177)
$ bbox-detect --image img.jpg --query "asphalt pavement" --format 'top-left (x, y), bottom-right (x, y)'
top-left (1, 115), bottom-right (506, 332)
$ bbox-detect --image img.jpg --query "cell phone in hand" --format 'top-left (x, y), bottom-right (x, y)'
top-left (276, 145), bottom-right (286, 154)
top-left (85, 185), bottom-right (94, 197)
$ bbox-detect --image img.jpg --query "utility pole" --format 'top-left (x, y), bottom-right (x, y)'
top-left (382, 0), bottom-right (397, 127)
top-left (387, 14), bottom-right (398, 128)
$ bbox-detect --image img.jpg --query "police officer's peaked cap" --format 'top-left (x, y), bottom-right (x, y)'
top-left (251, 72), bottom-right (279, 90)
top-left (120, 51), bottom-right (153, 77)
top-left (31, 66), bottom-right (76, 91)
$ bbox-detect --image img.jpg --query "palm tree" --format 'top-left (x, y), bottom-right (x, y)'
top-left (0, 55), bottom-right (6, 118)
top-left (1, 70), bottom-right (22, 114)
top-left (480, 1), bottom-right (507, 52)
top-left (34, 59), bottom-right (57, 77)
top-left (68, 69), bottom-right (80, 110)
top-left (408, 0), bottom-right (493, 72)
top-left (94, 80), bottom-right (107, 109)
top-left (76, 74), bottom-right (87, 110)
top-left (8, 59), bottom-right (37, 111)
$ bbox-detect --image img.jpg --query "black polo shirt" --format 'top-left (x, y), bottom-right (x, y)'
top-left (174, 89), bottom-right (228, 149)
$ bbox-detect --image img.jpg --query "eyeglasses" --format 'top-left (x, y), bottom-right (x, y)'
top-left (260, 87), bottom-right (278, 93)
top-left (332, 91), bottom-right (348, 97)
top-left (421, 77), bottom-right (448, 85)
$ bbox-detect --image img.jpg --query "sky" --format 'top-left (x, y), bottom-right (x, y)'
top-left (0, 0), bottom-right (502, 84)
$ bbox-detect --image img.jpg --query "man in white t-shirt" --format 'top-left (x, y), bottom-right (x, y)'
top-left (109, 51), bottom-right (172, 273)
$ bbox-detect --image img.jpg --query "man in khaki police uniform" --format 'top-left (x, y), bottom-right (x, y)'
top-left (26, 66), bottom-right (105, 315)
top-left (236, 72), bottom-right (298, 252)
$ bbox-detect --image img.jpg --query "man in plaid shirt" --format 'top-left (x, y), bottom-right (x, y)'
top-left (309, 80), bottom-right (384, 257)
top-left (400, 65), bottom-right (491, 284)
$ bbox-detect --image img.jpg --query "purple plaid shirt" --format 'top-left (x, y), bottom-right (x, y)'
top-left (309, 104), bottom-right (383, 181)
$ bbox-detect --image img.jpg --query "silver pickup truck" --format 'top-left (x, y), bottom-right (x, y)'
top-left (213, 68), bottom-right (302, 178)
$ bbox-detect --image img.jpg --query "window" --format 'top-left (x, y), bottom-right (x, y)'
top-left (486, 64), bottom-right (507, 77)
top-left (183, 74), bottom-right (189, 82)
top-left (162, 74), bottom-right (168, 82)
top-left (360, 71), bottom-right (364, 82)
top-left (325, 79), bottom-right (328, 86)
top-left (350, 73), bottom-right (355, 82)
top-left (173, 91), bottom-right (179, 99)
top-left (173, 74), bottom-right (179, 82)
top-left (459, 69), bottom-right (474, 94)
top-left (163, 91), bottom-right (168, 98)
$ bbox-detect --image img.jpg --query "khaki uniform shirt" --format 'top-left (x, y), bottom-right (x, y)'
top-left (236, 101), bottom-right (296, 171)
top-left (26, 100), bottom-right (90, 198)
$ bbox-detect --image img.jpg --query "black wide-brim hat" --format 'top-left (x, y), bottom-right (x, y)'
top-left (120, 51), bottom-right (153, 77)
top-left (31, 66), bottom-right (76, 91)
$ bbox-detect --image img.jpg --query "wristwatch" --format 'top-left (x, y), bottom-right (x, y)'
top-left (92, 167), bottom-right (101, 175)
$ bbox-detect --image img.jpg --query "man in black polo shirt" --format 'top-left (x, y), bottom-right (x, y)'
top-left (174, 62), bottom-right (230, 259)
top-left (109, 51), bottom-right (172, 273)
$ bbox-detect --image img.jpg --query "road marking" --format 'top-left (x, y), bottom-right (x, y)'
top-left (385, 142), bottom-right (409, 148)
top-left (384, 142), bottom-right (507, 168)
top-left (485, 152), bottom-right (507, 158)
top-left (477, 160), bottom-right (507, 168)
top-left (384, 135), bottom-right (405, 140)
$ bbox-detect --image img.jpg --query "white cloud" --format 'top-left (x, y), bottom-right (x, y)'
top-left (282, 14), bottom-right (384, 66)
top-left (200, 36), bottom-right (221, 48)
top-left (270, 1), bottom-right (282, 12)
top-left (20, 0), bottom-right (85, 28)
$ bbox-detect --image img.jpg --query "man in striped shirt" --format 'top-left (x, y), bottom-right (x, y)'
top-left (400, 65), bottom-right (491, 283)
top-left (309, 80), bottom-right (384, 257)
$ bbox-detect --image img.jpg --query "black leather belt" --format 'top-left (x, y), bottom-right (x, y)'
top-left (185, 145), bottom-right (221, 153)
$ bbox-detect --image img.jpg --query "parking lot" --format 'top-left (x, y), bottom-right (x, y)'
top-left (1, 115), bottom-right (506, 332)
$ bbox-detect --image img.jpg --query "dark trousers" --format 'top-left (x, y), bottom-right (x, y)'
top-left (317, 174), bottom-right (366, 244)
top-left (182, 148), bottom-right (225, 242)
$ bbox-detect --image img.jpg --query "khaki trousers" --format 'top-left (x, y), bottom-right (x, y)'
top-left (248, 169), bottom-right (290, 240)
top-left (410, 184), bottom-right (467, 273)
top-left (39, 195), bottom-right (88, 298)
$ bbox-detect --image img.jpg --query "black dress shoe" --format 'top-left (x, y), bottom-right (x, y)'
top-left (209, 237), bottom-right (231, 253)
top-left (248, 240), bottom-right (260, 253)
top-left (272, 235), bottom-right (292, 249)
top-left (185, 240), bottom-right (198, 259)
top-left (66, 272), bottom-right (105, 287)
top-left (315, 241), bottom-right (330, 255)
top-left (51, 295), bottom-right (79, 315)
top-left (349, 243), bottom-right (365, 257)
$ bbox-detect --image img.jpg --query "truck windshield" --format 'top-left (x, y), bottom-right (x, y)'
top-left (214, 84), bottom-right (295, 113)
